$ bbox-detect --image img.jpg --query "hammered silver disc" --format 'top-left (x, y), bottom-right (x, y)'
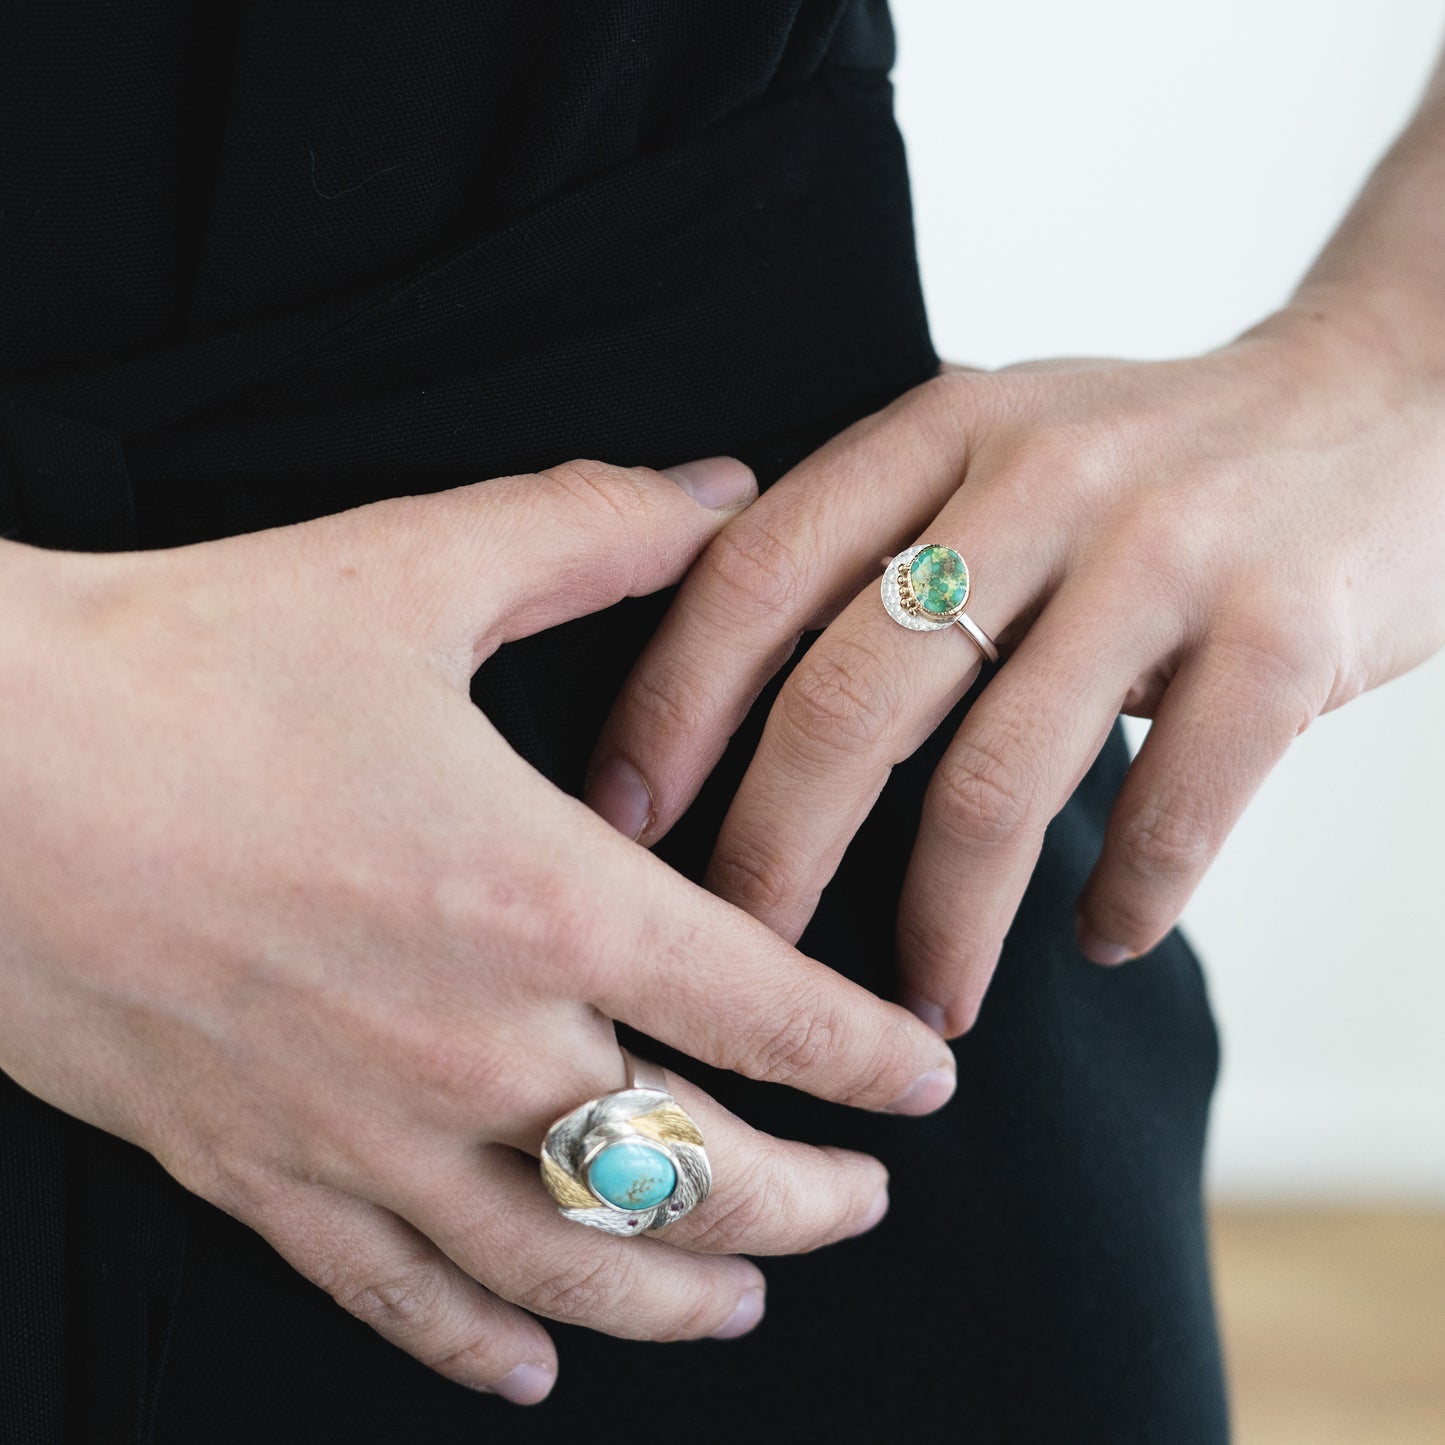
top-left (540, 1086), bottom-right (711, 1236)
top-left (881, 544), bottom-right (956, 631)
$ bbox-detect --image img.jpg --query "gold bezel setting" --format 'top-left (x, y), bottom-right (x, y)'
top-left (882, 544), bottom-right (966, 632)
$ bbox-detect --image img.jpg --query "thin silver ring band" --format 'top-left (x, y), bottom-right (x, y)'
top-left (621, 1047), bottom-right (668, 1094)
top-left (953, 611), bottom-right (999, 664)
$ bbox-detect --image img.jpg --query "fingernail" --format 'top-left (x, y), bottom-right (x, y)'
top-left (845, 1185), bottom-right (890, 1239)
top-left (494, 1362), bottom-right (556, 1405)
top-left (583, 755), bottom-right (653, 841)
top-left (887, 1066), bottom-right (957, 1116)
top-left (1075, 917), bottom-right (1134, 967)
top-left (711, 1286), bottom-right (766, 1340)
top-left (900, 989), bottom-right (948, 1036)
top-left (661, 455), bottom-right (757, 510)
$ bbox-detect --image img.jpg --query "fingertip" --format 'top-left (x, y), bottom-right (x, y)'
top-left (710, 1286), bottom-right (766, 1340)
top-left (1074, 911), bottom-right (1137, 967)
top-left (885, 1064), bottom-right (957, 1117)
top-left (493, 1360), bottom-right (558, 1406)
top-left (942, 994), bottom-right (984, 1039)
top-left (898, 988), bottom-right (947, 1036)
top-left (817, 1146), bottom-right (890, 1236)
top-left (583, 754), bottom-right (654, 841)
top-left (820, 1144), bottom-right (890, 1186)
top-left (660, 455), bottom-right (757, 511)
top-left (844, 1184), bottom-right (890, 1240)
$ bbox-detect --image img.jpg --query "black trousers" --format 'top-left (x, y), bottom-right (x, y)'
top-left (0, 65), bottom-right (1229, 1445)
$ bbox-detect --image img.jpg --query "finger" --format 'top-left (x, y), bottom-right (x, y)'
top-left (477, 1040), bottom-right (892, 1254)
top-left (699, 485), bottom-right (1058, 950)
top-left (250, 1180), bottom-right (557, 1403)
top-left (1074, 626), bottom-right (1324, 963)
top-left (585, 374), bottom-right (1001, 843)
top-left (451, 1030), bottom-right (893, 1255)
top-left (577, 830), bottom-right (959, 1115)
top-left (391, 1145), bottom-right (769, 1344)
top-left (896, 574), bottom-right (1174, 1036)
top-left (647, 1069), bottom-right (891, 1257)
top-left (412, 740), bottom-right (958, 1124)
top-left (368, 454), bottom-right (758, 674)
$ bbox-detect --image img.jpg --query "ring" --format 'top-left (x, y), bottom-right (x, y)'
top-left (880, 543), bottom-right (999, 663)
top-left (539, 1049), bottom-right (711, 1236)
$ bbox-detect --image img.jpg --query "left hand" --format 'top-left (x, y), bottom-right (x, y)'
top-left (583, 308), bottom-right (1445, 1035)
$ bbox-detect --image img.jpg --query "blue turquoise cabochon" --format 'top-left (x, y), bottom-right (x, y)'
top-left (586, 1140), bottom-right (678, 1211)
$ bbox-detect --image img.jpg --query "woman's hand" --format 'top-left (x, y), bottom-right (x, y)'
top-left (587, 309), bottom-right (1445, 1034)
top-left (0, 456), bottom-right (955, 1403)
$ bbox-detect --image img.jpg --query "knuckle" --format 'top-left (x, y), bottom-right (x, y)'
top-left (1114, 490), bottom-right (1216, 585)
top-left (708, 836), bottom-right (797, 917)
top-left (1117, 793), bottom-right (1213, 879)
top-left (159, 1138), bottom-right (276, 1218)
top-left (440, 866), bottom-right (604, 995)
top-left (748, 988), bottom-right (842, 1085)
top-left (779, 636), bottom-right (894, 754)
top-left (920, 367), bottom-right (1009, 438)
top-left (409, 1028), bottom-right (513, 1115)
top-left (932, 730), bottom-right (1036, 845)
top-left (686, 1161), bottom-right (787, 1253)
top-left (1216, 609), bottom-right (1332, 725)
top-left (543, 458), bottom-right (648, 526)
top-left (517, 1252), bottom-right (630, 1323)
top-left (338, 1261), bottom-right (451, 1339)
top-left (991, 434), bottom-right (1086, 500)
top-left (627, 657), bottom-right (712, 741)
top-left (514, 889), bottom-right (594, 979)
top-left (701, 512), bottom-right (811, 617)
top-left (156, 1139), bottom-right (227, 1203)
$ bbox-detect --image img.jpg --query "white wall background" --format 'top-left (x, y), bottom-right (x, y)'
top-left (892, 0), bottom-right (1445, 1202)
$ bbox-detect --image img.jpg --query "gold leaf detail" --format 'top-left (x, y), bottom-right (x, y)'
top-left (633, 1103), bottom-right (704, 1148)
top-left (540, 1152), bottom-right (599, 1211)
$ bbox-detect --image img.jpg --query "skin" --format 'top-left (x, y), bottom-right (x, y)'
top-left (0, 456), bottom-right (957, 1405)
top-left (588, 46), bottom-right (1445, 1037)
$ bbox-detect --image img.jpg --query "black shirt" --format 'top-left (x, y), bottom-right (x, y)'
top-left (2, 0), bottom-right (896, 373)
top-left (0, 7), bottom-right (1229, 1442)
top-left (0, 0), bottom-right (922, 553)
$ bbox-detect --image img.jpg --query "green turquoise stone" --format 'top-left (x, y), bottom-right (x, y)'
top-left (586, 1140), bottom-right (677, 1211)
top-left (908, 544), bottom-right (969, 616)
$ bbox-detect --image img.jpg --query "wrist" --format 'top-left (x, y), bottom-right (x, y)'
top-left (1265, 276), bottom-right (1445, 385)
top-left (1233, 285), bottom-right (1445, 423)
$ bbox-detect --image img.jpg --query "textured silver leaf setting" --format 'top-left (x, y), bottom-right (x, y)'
top-left (540, 1086), bottom-right (712, 1236)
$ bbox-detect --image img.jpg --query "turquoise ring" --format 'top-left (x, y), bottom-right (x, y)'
top-left (881, 543), bottom-right (999, 664)
top-left (540, 1052), bottom-right (711, 1236)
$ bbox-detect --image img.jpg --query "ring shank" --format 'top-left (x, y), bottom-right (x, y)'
top-left (954, 611), bottom-right (999, 664)
top-left (621, 1048), bottom-right (669, 1094)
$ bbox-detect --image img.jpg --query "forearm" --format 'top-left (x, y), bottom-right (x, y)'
top-left (1270, 38), bottom-right (1445, 382)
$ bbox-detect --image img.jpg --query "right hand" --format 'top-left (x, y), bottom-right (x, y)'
top-left (0, 454), bottom-right (956, 1404)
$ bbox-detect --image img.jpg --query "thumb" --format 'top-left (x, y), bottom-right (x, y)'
top-left (382, 454), bottom-right (756, 667)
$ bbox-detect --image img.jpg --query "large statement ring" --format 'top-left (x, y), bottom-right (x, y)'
top-left (539, 1051), bottom-right (711, 1236)
top-left (880, 543), bottom-right (999, 663)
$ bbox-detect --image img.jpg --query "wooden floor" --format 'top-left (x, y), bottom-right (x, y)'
top-left (1210, 1207), bottom-right (1445, 1445)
